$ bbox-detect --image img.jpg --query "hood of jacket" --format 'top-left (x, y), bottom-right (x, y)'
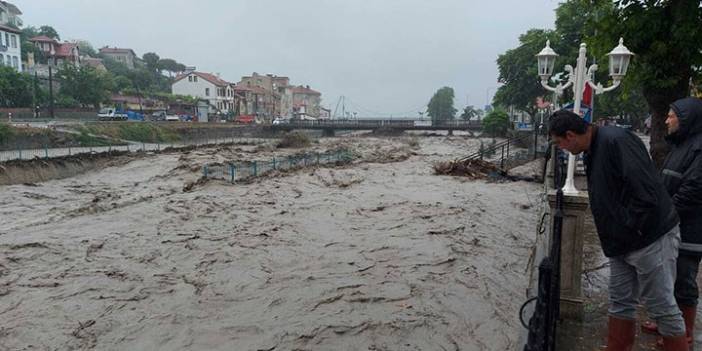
top-left (667, 97), bottom-right (702, 144)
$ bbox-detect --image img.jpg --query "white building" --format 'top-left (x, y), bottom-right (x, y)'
top-left (0, 24), bottom-right (21, 72)
top-left (172, 71), bottom-right (235, 115)
top-left (0, 1), bottom-right (21, 72)
top-left (0, 1), bottom-right (22, 27)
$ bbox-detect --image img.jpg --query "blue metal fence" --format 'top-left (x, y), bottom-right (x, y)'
top-left (202, 150), bottom-right (354, 183)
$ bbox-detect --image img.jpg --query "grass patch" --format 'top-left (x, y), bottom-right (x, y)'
top-left (75, 131), bottom-right (114, 147)
top-left (0, 123), bottom-right (15, 144)
top-left (82, 123), bottom-right (180, 143)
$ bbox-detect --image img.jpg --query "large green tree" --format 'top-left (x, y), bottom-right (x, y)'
top-left (76, 40), bottom-right (97, 57)
top-left (482, 109), bottom-right (511, 137)
top-left (157, 58), bottom-right (186, 77)
top-left (592, 0), bottom-right (702, 166)
top-left (0, 66), bottom-right (33, 107)
top-left (494, 1), bottom-right (611, 120)
top-left (427, 87), bottom-right (457, 122)
top-left (142, 52), bottom-right (160, 72)
top-left (494, 29), bottom-right (561, 122)
top-left (57, 65), bottom-right (114, 108)
top-left (38, 25), bottom-right (60, 40)
top-left (460, 105), bottom-right (481, 121)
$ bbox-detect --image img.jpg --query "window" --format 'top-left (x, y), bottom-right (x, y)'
top-left (10, 34), bottom-right (16, 48)
top-left (205, 88), bottom-right (210, 96)
top-left (193, 76), bottom-right (198, 82)
top-left (4, 33), bottom-right (8, 46)
top-left (0, 54), bottom-right (4, 66)
top-left (12, 56), bottom-right (18, 69)
top-left (188, 76), bottom-right (192, 82)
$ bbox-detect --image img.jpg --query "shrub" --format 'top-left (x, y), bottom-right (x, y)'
top-left (482, 109), bottom-right (511, 137)
top-left (277, 131), bottom-right (311, 148)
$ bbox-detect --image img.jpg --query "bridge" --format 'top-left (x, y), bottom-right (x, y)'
top-left (268, 119), bottom-right (482, 135)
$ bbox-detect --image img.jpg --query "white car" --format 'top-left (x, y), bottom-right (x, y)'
top-left (272, 118), bottom-right (289, 125)
top-left (165, 115), bottom-right (181, 122)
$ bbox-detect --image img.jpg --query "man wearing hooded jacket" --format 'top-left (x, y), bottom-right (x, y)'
top-left (642, 97), bottom-right (702, 347)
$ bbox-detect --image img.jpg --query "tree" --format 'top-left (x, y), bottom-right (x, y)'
top-left (494, 29), bottom-right (561, 122)
top-left (157, 58), bottom-right (186, 77)
top-left (482, 109), bottom-right (511, 137)
top-left (38, 25), bottom-right (60, 40)
top-left (102, 57), bottom-right (131, 77)
top-left (595, 79), bottom-right (649, 128)
top-left (112, 75), bottom-right (133, 93)
top-left (591, 0), bottom-right (702, 166)
top-left (142, 52), bottom-right (160, 72)
top-left (57, 65), bottom-right (114, 108)
top-left (427, 87), bottom-right (457, 123)
top-left (460, 105), bottom-right (480, 121)
top-left (76, 40), bottom-right (97, 57)
top-left (20, 26), bottom-right (39, 41)
top-left (0, 66), bottom-right (33, 107)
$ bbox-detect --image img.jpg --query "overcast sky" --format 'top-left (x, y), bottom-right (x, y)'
top-left (16, 0), bottom-right (558, 117)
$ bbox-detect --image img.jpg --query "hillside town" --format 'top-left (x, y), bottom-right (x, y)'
top-left (0, 1), bottom-right (326, 123)
top-left (2, 1), bottom-right (702, 350)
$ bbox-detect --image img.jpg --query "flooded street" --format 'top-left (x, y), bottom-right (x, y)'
top-left (0, 135), bottom-right (541, 350)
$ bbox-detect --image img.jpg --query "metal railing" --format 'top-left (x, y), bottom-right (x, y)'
top-left (0, 136), bottom-right (269, 163)
top-left (459, 134), bottom-right (534, 170)
top-left (202, 149), bottom-right (354, 183)
top-left (522, 146), bottom-right (566, 351)
top-left (276, 119), bottom-right (482, 130)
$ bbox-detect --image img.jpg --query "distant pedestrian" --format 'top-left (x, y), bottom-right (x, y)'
top-left (549, 110), bottom-right (688, 350)
top-left (641, 97), bottom-right (702, 347)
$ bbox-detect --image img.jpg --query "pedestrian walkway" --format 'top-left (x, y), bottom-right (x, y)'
top-left (0, 137), bottom-right (269, 163)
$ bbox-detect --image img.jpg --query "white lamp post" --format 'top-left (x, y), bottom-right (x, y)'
top-left (537, 38), bottom-right (634, 195)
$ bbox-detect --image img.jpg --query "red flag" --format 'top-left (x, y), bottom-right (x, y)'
top-left (582, 83), bottom-right (593, 107)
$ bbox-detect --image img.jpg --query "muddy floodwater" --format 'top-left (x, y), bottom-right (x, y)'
top-left (0, 135), bottom-right (541, 350)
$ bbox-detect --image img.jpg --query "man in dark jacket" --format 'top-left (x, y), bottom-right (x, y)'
top-left (642, 97), bottom-right (702, 346)
top-left (549, 110), bottom-right (687, 350)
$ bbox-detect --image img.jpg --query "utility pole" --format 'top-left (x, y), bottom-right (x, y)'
top-left (48, 66), bottom-right (55, 119)
top-left (32, 71), bottom-right (38, 118)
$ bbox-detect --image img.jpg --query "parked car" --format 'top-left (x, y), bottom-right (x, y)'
top-left (98, 108), bottom-right (128, 121)
top-left (272, 118), bottom-right (289, 125)
top-left (151, 111), bottom-right (167, 121)
top-left (165, 114), bottom-right (180, 122)
top-left (234, 115), bottom-right (256, 124)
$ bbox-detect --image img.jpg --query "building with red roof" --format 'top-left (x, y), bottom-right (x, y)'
top-left (29, 36), bottom-right (81, 67)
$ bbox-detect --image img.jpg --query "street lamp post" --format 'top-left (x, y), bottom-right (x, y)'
top-left (485, 86), bottom-right (500, 110)
top-left (537, 38), bottom-right (634, 195)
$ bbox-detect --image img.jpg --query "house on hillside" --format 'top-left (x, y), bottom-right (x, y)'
top-left (29, 36), bottom-right (81, 67)
top-left (0, 1), bottom-right (21, 72)
top-left (0, 1), bottom-right (22, 27)
top-left (171, 70), bottom-right (235, 117)
top-left (99, 47), bottom-right (137, 69)
top-left (81, 56), bottom-right (106, 71)
top-left (0, 24), bottom-right (20, 71)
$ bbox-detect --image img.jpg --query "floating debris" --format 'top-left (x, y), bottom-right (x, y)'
top-left (433, 159), bottom-right (502, 179)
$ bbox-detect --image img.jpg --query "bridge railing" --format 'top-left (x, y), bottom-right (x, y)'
top-left (281, 119), bottom-right (481, 129)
